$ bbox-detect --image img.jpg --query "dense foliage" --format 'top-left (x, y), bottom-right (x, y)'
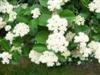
top-left (0, 0), bottom-right (100, 67)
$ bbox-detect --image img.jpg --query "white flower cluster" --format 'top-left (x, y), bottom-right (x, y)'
top-left (0, 0), bottom-right (17, 22)
top-left (74, 32), bottom-right (89, 43)
top-left (65, 31), bottom-right (75, 41)
top-left (74, 32), bottom-right (92, 59)
top-left (8, 11), bottom-right (17, 22)
top-left (47, 33), bottom-right (69, 53)
top-left (73, 33), bottom-right (100, 63)
top-left (29, 50), bottom-right (59, 67)
top-left (79, 43), bottom-right (92, 58)
top-left (13, 23), bottom-right (30, 37)
top-left (5, 23), bottom-right (30, 44)
top-left (47, 14), bottom-right (70, 54)
top-left (0, 0), bottom-right (13, 13)
top-left (11, 46), bottom-right (22, 54)
top-left (0, 17), bottom-right (6, 29)
top-left (0, 52), bottom-right (12, 64)
top-left (31, 8), bottom-right (41, 19)
top-left (20, 3), bottom-right (28, 9)
top-left (88, 0), bottom-right (100, 13)
top-left (5, 25), bottom-right (11, 31)
top-left (88, 41), bottom-right (100, 63)
top-left (29, 50), bottom-right (41, 64)
top-left (47, 0), bottom-right (69, 11)
top-left (47, 14), bottom-right (68, 34)
top-left (5, 32), bottom-right (15, 44)
top-left (39, 51), bottom-right (58, 67)
top-left (61, 49), bottom-right (71, 59)
top-left (74, 15), bottom-right (85, 25)
top-left (62, 32), bottom-right (100, 64)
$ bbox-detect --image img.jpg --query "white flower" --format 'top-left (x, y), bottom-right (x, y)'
top-left (8, 11), bottom-right (17, 22)
top-left (88, 0), bottom-right (100, 13)
top-left (0, 0), bottom-right (17, 21)
top-left (65, 32), bottom-right (75, 41)
top-left (56, 62), bottom-right (61, 66)
top-left (47, 0), bottom-right (69, 11)
top-left (47, 0), bottom-right (61, 11)
top-left (0, 52), bottom-right (12, 64)
top-left (88, 41), bottom-right (100, 63)
top-left (64, 0), bottom-right (69, 2)
top-left (5, 25), bottom-right (11, 31)
top-left (61, 0), bottom-right (69, 5)
top-left (29, 50), bottom-right (59, 67)
top-left (77, 61), bottom-right (81, 65)
top-left (61, 49), bottom-right (71, 58)
top-left (13, 23), bottom-right (30, 37)
top-left (79, 43), bottom-right (87, 48)
top-left (39, 51), bottom-right (58, 67)
top-left (95, 47), bottom-right (100, 63)
top-left (31, 8), bottom-right (41, 19)
top-left (0, 0), bottom-right (17, 22)
top-left (73, 42), bottom-right (92, 59)
top-left (88, 41), bottom-right (100, 52)
top-left (79, 46), bottom-right (92, 58)
top-left (0, 17), bottom-right (6, 29)
top-left (88, 2), bottom-right (96, 12)
top-left (74, 15), bottom-right (85, 25)
top-left (29, 50), bottom-right (41, 64)
top-left (20, 3), bottom-right (28, 9)
top-left (11, 46), bottom-right (22, 54)
top-left (0, 0), bottom-right (13, 13)
top-left (94, 46), bottom-right (100, 63)
top-left (47, 14), bottom-right (68, 34)
top-left (46, 32), bottom-right (69, 53)
top-left (74, 32), bottom-right (89, 43)
top-left (5, 32), bottom-right (15, 44)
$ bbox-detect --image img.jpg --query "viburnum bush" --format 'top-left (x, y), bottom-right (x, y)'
top-left (0, 0), bottom-right (100, 67)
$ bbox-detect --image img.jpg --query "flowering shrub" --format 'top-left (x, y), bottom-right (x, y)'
top-left (0, 0), bottom-right (100, 67)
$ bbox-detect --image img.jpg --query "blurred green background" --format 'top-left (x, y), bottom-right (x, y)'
top-left (0, 57), bottom-right (100, 75)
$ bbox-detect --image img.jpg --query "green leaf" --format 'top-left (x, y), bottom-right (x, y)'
top-left (13, 37), bottom-right (23, 47)
top-left (22, 47), bottom-right (30, 56)
top-left (60, 9), bottom-right (75, 22)
top-left (68, 42), bottom-right (77, 51)
top-left (40, 7), bottom-right (51, 14)
top-left (2, 14), bottom-right (9, 22)
top-left (8, 0), bottom-right (17, 5)
top-left (92, 25), bottom-right (100, 33)
top-left (29, 19), bottom-right (38, 36)
top-left (33, 44), bottom-right (47, 53)
top-left (92, 35), bottom-right (100, 41)
top-left (74, 25), bottom-right (90, 34)
top-left (0, 38), bottom-right (11, 51)
top-left (16, 6), bottom-right (30, 16)
top-left (79, 10), bottom-right (89, 19)
top-left (15, 7), bottom-right (23, 15)
top-left (23, 7), bottom-right (31, 16)
top-left (35, 30), bottom-right (49, 44)
top-left (30, 19), bottom-right (38, 27)
top-left (39, 0), bottom-right (48, 7)
top-left (96, 13), bottom-right (100, 19)
top-left (57, 53), bottom-right (66, 62)
top-left (39, 14), bottom-right (51, 26)
top-left (11, 51), bottom-right (21, 65)
top-left (28, 0), bottom-right (35, 5)
top-left (80, 0), bottom-right (89, 7)
top-left (17, 16), bottom-right (29, 23)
